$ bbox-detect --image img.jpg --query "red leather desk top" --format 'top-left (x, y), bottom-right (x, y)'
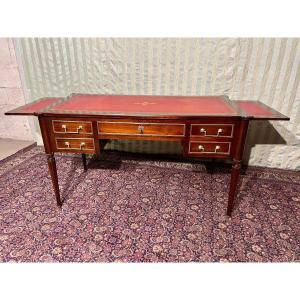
top-left (5, 97), bottom-right (59, 115)
top-left (235, 101), bottom-right (276, 117)
top-left (5, 94), bottom-right (289, 120)
top-left (51, 95), bottom-right (236, 116)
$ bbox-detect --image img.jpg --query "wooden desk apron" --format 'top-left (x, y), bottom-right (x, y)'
top-left (5, 94), bottom-right (289, 216)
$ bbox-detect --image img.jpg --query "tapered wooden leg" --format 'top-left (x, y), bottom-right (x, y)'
top-left (82, 153), bottom-right (87, 171)
top-left (227, 159), bottom-right (242, 216)
top-left (46, 153), bottom-right (62, 206)
top-left (226, 119), bottom-right (249, 216)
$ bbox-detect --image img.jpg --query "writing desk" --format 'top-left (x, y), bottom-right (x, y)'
top-left (5, 94), bottom-right (289, 216)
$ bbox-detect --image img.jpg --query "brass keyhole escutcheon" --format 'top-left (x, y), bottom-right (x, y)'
top-left (138, 125), bottom-right (144, 134)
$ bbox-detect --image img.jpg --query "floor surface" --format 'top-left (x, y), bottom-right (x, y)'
top-left (0, 138), bottom-right (35, 161)
top-left (0, 147), bottom-right (299, 262)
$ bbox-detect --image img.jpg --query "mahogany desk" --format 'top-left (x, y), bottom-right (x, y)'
top-left (5, 94), bottom-right (289, 216)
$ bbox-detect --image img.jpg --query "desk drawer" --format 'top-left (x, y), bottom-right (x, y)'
top-left (55, 138), bottom-right (95, 151)
top-left (190, 124), bottom-right (234, 138)
top-left (188, 141), bottom-right (231, 155)
top-left (98, 121), bottom-right (185, 137)
top-left (52, 120), bottom-right (93, 135)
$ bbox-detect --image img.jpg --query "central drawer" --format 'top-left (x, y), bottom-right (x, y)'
top-left (97, 121), bottom-right (185, 137)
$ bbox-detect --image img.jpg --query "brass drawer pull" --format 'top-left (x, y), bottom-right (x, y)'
top-left (138, 124), bottom-right (144, 134)
top-left (198, 145), bottom-right (221, 153)
top-left (198, 145), bottom-right (204, 151)
top-left (61, 124), bottom-right (83, 133)
top-left (63, 141), bottom-right (86, 150)
top-left (200, 128), bottom-right (206, 135)
top-left (201, 127), bottom-right (223, 136)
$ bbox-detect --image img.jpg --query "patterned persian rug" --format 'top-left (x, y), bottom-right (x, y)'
top-left (0, 147), bottom-right (299, 262)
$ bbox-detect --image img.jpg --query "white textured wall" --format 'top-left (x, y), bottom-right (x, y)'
top-left (0, 38), bottom-right (33, 141)
top-left (15, 38), bottom-right (300, 169)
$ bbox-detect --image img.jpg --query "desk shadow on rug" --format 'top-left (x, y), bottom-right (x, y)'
top-left (58, 156), bottom-right (89, 203)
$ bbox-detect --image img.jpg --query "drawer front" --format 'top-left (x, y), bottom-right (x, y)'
top-left (55, 138), bottom-right (95, 151)
top-left (98, 122), bottom-right (185, 137)
top-left (190, 124), bottom-right (234, 138)
top-left (188, 141), bottom-right (231, 155)
top-left (52, 120), bottom-right (93, 135)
